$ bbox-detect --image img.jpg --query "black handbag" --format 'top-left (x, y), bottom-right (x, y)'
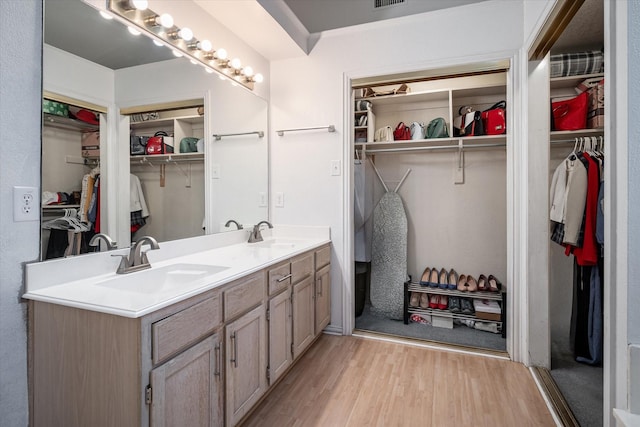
top-left (453, 106), bottom-right (484, 137)
top-left (130, 135), bottom-right (148, 155)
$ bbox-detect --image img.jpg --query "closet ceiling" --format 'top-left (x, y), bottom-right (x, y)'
top-left (49, 0), bottom-right (604, 70)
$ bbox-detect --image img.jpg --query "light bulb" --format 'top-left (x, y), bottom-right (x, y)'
top-left (215, 48), bottom-right (227, 60)
top-left (172, 50), bottom-right (183, 57)
top-left (198, 40), bottom-right (212, 52)
top-left (128, 26), bottom-right (141, 36)
top-left (99, 11), bottom-right (113, 20)
top-left (153, 39), bottom-right (163, 46)
top-left (159, 13), bottom-right (174, 28)
top-left (230, 58), bottom-right (242, 70)
top-left (254, 73), bottom-right (264, 83)
top-left (178, 28), bottom-right (193, 41)
top-left (243, 66), bottom-right (254, 77)
top-left (131, 0), bottom-right (148, 10)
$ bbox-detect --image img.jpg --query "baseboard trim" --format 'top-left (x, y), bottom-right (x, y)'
top-left (530, 366), bottom-right (580, 427)
top-left (352, 328), bottom-right (510, 360)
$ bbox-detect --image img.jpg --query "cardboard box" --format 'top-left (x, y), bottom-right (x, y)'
top-left (81, 131), bottom-right (100, 158)
top-left (473, 299), bottom-right (502, 321)
top-left (585, 78), bottom-right (604, 129)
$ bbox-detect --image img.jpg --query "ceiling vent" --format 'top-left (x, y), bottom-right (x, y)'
top-left (374, 0), bottom-right (405, 9)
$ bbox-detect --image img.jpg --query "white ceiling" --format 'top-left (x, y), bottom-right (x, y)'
top-left (46, 0), bottom-right (605, 70)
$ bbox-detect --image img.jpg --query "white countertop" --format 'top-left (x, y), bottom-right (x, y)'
top-left (23, 226), bottom-right (330, 318)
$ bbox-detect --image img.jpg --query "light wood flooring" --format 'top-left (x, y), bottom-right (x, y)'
top-left (242, 334), bottom-right (555, 426)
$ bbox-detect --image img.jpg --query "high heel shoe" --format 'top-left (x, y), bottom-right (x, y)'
top-left (428, 268), bottom-right (439, 288)
top-left (419, 293), bottom-right (429, 309)
top-left (429, 294), bottom-right (439, 309)
top-left (437, 295), bottom-right (448, 310)
top-left (419, 267), bottom-right (431, 286)
top-left (438, 268), bottom-right (448, 289)
top-left (488, 275), bottom-right (502, 292)
top-left (409, 292), bottom-right (420, 308)
top-left (457, 274), bottom-right (467, 292)
top-left (447, 268), bottom-right (458, 290)
top-left (477, 274), bottom-right (488, 292)
top-left (466, 275), bottom-right (478, 292)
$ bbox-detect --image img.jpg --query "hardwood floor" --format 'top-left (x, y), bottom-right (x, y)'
top-left (242, 335), bottom-right (555, 426)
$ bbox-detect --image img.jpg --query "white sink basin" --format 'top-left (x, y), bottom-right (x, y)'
top-left (94, 263), bottom-right (229, 294)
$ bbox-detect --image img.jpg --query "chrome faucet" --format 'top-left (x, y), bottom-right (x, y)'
top-left (248, 221), bottom-right (273, 243)
top-left (88, 233), bottom-right (117, 251)
top-left (113, 236), bottom-right (160, 274)
top-left (225, 219), bottom-right (243, 230)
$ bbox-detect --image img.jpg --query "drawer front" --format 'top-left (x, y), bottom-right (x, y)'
top-left (152, 294), bottom-right (222, 365)
top-left (291, 251), bottom-right (313, 284)
top-left (224, 271), bottom-right (266, 320)
top-left (268, 262), bottom-right (291, 295)
top-left (315, 245), bottom-right (331, 270)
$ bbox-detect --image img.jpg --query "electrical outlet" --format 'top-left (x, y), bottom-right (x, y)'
top-left (211, 164), bottom-right (220, 179)
top-left (259, 192), bottom-right (267, 207)
top-left (331, 160), bottom-right (341, 176)
top-left (14, 186), bottom-right (39, 222)
top-left (275, 192), bottom-right (284, 208)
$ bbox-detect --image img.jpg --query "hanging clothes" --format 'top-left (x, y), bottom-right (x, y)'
top-left (130, 174), bottom-right (149, 234)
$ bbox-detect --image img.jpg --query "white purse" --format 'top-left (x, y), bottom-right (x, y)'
top-left (374, 126), bottom-right (393, 142)
top-left (410, 121), bottom-right (425, 140)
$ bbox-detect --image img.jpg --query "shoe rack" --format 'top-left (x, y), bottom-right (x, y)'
top-left (403, 281), bottom-right (506, 338)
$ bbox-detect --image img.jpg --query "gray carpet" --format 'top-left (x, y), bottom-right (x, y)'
top-left (356, 303), bottom-right (506, 352)
top-left (550, 338), bottom-right (603, 427)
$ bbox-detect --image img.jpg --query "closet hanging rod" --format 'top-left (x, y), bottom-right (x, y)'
top-left (213, 131), bottom-right (264, 141)
top-left (276, 125), bottom-right (335, 136)
top-left (131, 156), bottom-right (201, 165)
top-left (364, 142), bottom-right (506, 154)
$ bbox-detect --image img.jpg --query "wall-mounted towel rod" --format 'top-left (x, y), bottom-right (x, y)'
top-left (276, 125), bottom-right (335, 136)
top-left (213, 131), bottom-right (264, 141)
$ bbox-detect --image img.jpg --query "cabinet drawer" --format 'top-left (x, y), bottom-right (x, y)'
top-left (315, 245), bottom-right (331, 270)
top-left (224, 272), bottom-right (266, 320)
top-left (152, 294), bottom-right (222, 365)
top-left (268, 262), bottom-right (291, 295)
top-left (291, 251), bottom-right (313, 284)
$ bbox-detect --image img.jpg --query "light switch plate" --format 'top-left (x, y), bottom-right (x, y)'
top-left (212, 164), bottom-right (220, 179)
top-left (259, 192), bottom-right (267, 207)
top-left (275, 192), bottom-right (284, 207)
top-left (331, 160), bottom-right (341, 176)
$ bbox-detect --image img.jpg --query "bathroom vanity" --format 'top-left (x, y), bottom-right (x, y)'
top-left (24, 226), bottom-right (330, 427)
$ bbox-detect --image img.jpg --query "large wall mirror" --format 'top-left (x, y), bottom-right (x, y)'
top-left (41, 0), bottom-right (268, 261)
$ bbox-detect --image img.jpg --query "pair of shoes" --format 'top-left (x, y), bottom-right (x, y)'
top-left (460, 298), bottom-right (475, 315)
top-left (488, 275), bottom-right (502, 292)
top-left (358, 115), bottom-right (368, 126)
top-left (420, 293), bottom-right (429, 309)
top-left (477, 274), bottom-right (488, 292)
top-left (457, 274), bottom-right (478, 292)
top-left (429, 268), bottom-right (440, 288)
top-left (409, 292), bottom-right (420, 308)
top-left (429, 294), bottom-right (448, 310)
top-left (419, 267), bottom-right (431, 286)
top-left (447, 269), bottom-right (458, 290)
top-left (438, 268), bottom-right (448, 289)
top-left (448, 296), bottom-right (461, 313)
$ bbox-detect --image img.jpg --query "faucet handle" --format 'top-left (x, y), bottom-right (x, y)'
top-left (111, 254), bottom-right (130, 274)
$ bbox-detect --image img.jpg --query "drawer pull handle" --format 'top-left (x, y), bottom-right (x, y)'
top-left (230, 332), bottom-right (238, 368)
top-left (277, 273), bottom-right (292, 283)
top-left (214, 343), bottom-right (221, 376)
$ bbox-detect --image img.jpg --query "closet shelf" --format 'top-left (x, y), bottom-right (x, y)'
top-left (407, 307), bottom-right (503, 325)
top-left (130, 153), bottom-right (204, 164)
top-left (43, 113), bottom-right (98, 132)
top-left (407, 283), bottom-right (503, 301)
top-left (550, 72), bottom-right (604, 90)
top-left (550, 129), bottom-right (604, 143)
top-left (356, 134), bottom-right (507, 153)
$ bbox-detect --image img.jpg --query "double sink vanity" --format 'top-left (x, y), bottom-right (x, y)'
top-left (24, 225), bottom-right (331, 427)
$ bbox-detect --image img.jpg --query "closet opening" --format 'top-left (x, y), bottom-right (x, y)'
top-left (351, 63), bottom-right (510, 356)
top-left (529, 0), bottom-right (605, 426)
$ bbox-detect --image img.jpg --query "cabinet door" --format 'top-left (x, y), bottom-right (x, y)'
top-left (292, 276), bottom-right (315, 359)
top-left (150, 333), bottom-right (223, 427)
top-left (225, 305), bottom-right (267, 426)
top-left (268, 288), bottom-right (292, 384)
top-left (315, 264), bottom-right (331, 334)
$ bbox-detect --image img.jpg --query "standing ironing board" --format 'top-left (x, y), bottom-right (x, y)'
top-left (369, 161), bottom-right (411, 320)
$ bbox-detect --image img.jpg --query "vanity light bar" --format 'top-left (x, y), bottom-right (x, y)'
top-left (107, 0), bottom-right (262, 91)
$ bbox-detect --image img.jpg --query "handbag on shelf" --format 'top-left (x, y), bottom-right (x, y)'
top-left (551, 91), bottom-right (588, 131)
top-left (425, 117), bottom-right (449, 138)
top-left (179, 137), bottom-right (199, 153)
top-left (393, 122), bottom-right (412, 141)
top-left (454, 106), bottom-right (484, 137)
top-left (146, 131), bottom-right (175, 155)
top-left (481, 101), bottom-right (507, 135)
top-left (130, 135), bottom-right (148, 156)
top-left (410, 122), bottom-right (425, 140)
top-left (374, 126), bottom-right (393, 142)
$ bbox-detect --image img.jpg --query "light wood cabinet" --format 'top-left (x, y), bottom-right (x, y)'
top-left (268, 288), bottom-right (292, 384)
top-left (225, 305), bottom-right (267, 426)
top-left (315, 263), bottom-right (331, 334)
top-left (292, 275), bottom-right (315, 359)
top-left (150, 333), bottom-right (223, 427)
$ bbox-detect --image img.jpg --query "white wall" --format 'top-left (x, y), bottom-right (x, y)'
top-left (0, 1), bottom-right (41, 425)
top-left (269, 0), bottom-right (524, 333)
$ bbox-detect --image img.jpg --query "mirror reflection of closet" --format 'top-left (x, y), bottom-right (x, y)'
top-left (42, 0), bottom-right (269, 260)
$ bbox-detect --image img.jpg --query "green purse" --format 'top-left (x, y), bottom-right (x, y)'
top-left (179, 137), bottom-right (199, 153)
top-left (425, 117), bottom-right (449, 139)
